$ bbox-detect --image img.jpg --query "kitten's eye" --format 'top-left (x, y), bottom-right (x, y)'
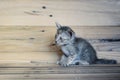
top-left (60, 37), bottom-right (62, 40)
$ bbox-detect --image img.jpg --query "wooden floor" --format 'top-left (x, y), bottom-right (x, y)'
top-left (0, 63), bottom-right (120, 80)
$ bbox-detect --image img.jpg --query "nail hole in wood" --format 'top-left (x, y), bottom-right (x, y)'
top-left (49, 14), bottom-right (53, 17)
top-left (42, 6), bottom-right (46, 9)
top-left (41, 30), bottom-right (45, 32)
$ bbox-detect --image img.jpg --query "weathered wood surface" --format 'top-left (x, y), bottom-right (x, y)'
top-left (0, 0), bottom-right (120, 26)
top-left (0, 63), bottom-right (120, 80)
top-left (0, 0), bottom-right (119, 79)
top-left (0, 26), bottom-right (120, 63)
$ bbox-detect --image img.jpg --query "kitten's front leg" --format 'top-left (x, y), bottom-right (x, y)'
top-left (57, 55), bottom-right (68, 67)
top-left (59, 54), bottom-right (77, 67)
top-left (66, 54), bottom-right (77, 66)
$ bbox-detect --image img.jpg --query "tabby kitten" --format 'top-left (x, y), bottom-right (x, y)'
top-left (55, 23), bottom-right (117, 67)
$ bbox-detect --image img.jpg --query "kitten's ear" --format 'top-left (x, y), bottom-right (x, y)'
top-left (68, 28), bottom-right (75, 37)
top-left (55, 22), bottom-right (62, 29)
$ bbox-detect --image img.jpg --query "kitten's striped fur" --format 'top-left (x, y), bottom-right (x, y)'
top-left (55, 23), bottom-right (117, 67)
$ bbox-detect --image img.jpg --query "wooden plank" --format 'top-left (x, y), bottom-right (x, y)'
top-left (0, 26), bottom-right (119, 52)
top-left (0, 26), bottom-right (120, 39)
top-left (0, 39), bottom-right (119, 52)
top-left (92, 42), bottom-right (120, 51)
top-left (0, 63), bottom-right (119, 80)
top-left (0, 0), bottom-right (120, 26)
top-left (0, 52), bottom-right (120, 63)
top-left (0, 52), bottom-right (59, 63)
top-left (0, 64), bottom-right (119, 80)
top-left (0, 45), bottom-right (119, 63)
top-left (0, 78), bottom-right (119, 80)
top-left (0, 66), bottom-right (120, 74)
top-left (0, 74), bottom-right (120, 80)
top-left (0, 63), bottom-right (120, 68)
top-left (0, 73), bottom-right (119, 79)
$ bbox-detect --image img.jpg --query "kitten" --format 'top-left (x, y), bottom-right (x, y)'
top-left (55, 23), bottom-right (117, 67)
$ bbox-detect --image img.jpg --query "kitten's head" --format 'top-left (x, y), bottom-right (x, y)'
top-left (55, 22), bottom-right (75, 46)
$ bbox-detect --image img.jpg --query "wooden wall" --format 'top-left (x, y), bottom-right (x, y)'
top-left (0, 0), bottom-right (120, 26)
top-left (0, 0), bottom-right (120, 63)
top-left (0, 26), bottom-right (120, 63)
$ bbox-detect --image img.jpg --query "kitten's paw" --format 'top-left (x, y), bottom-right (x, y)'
top-left (60, 63), bottom-right (68, 67)
top-left (56, 61), bottom-right (60, 65)
top-left (62, 63), bottom-right (70, 67)
top-left (59, 61), bottom-right (70, 67)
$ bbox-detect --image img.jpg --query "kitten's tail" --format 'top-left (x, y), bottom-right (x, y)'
top-left (95, 59), bottom-right (117, 64)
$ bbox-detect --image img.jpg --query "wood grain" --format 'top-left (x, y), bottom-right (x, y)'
top-left (0, 26), bottom-right (120, 63)
top-left (0, 63), bottom-right (120, 80)
top-left (0, 0), bottom-right (120, 79)
top-left (0, 52), bottom-right (120, 63)
top-left (0, 26), bottom-right (120, 39)
top-left (0, 0), bottom-right (120, 26)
